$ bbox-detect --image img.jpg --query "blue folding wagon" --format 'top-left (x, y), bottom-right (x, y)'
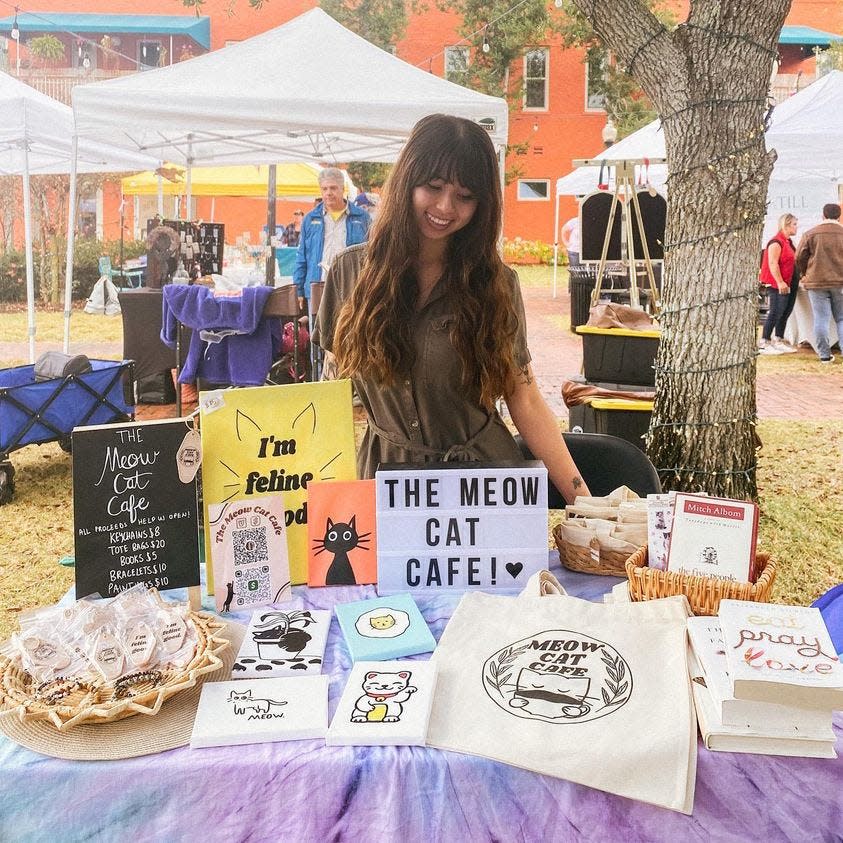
top-left (0, 359), bottom-right (134, 504)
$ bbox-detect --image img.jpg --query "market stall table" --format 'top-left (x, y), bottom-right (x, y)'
top-left (1, 556), bottom-right (841, 841)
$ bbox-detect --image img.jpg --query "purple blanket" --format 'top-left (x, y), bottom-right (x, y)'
top-left (161, 284), bottom-right (279, 386)
top-left (1, 560), bottom-right (841, 842)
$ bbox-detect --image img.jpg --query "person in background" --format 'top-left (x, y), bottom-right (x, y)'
top-left (795, 203), bottom-right (843, 363)
top-left (293, 168), bottom-right (371, 314)
top-left (560, 212), bottom-right (581, 268)
top-left (283, 209), bottom-right (304, 248)
top-left (314, 114), bottom-right (588, 503)
top-left (759, 213), bottom-right (799, 355)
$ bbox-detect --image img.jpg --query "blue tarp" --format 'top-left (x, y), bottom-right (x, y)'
top-left (0, 13), bottom-right (210, 50)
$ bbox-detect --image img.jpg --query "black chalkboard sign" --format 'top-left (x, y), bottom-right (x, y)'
top-left (631, 190), bottom-right (667, 261)
top-left (580, 191), bottom-right (623, 261)
top-left (72, 418), bottom-right (201, 599)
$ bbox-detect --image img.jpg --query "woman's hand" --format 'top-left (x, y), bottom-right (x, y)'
top-left (777, 282), bottom-right (789, 294)
top-left (504, 364), bottom-right (590, 504)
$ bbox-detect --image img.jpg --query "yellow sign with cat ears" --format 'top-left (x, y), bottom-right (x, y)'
top-left (199, 380), bottom-right (357, 590)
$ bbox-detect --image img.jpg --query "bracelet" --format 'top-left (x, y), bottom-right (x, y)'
top-left (34, 677), bottom-right (93, 705)
top-left (112, 670), bottom-right (163, 700)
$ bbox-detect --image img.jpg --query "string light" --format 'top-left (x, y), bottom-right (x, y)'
top-left (482, 28), bottom-right (490, 54)
top-left (10, 5), bottom-right (18, 40)
top-left (413, 0), bottom-right (533, 69)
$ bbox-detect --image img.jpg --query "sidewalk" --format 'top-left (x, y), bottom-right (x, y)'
top-left (521, 284), bottom-right (843, 421)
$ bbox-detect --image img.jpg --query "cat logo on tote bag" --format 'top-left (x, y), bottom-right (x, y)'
top-left (483, 629), bottom-right (633, 723)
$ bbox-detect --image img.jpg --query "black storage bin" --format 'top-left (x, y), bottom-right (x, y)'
top-left (569, 266), bottom-right (598, 331)
top-left (568, 398), bottom-right (653, 451)
top-left (576, 326), bottom-right (660, 387)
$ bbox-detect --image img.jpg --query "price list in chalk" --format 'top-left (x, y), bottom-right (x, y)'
top-left (72, 418), bottom-right (201, 599)
top-left (375, 462), bottom-right (549, 595)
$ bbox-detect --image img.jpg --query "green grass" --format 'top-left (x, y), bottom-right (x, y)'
top-left (0, 307), bottom-right (123, 347)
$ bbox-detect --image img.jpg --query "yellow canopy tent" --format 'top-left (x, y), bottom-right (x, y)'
top-left (120, 161), bottom-right (354, 197)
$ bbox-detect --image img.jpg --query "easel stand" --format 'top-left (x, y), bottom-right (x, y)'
top-left (573, 158), bottom-right (665, 313)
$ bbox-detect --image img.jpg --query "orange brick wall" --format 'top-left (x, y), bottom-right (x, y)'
top-left (7, 0), bottom-right (839, 248)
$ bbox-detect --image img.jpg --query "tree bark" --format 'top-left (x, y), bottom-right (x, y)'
top-left (570, 0), bottom-right (792, 499)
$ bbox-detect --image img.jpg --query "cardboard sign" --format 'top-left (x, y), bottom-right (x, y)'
top-left (72, 418), bottom-right (201, 599)
top-left (307, 479), bottom-right (377, 587)
top-left (375, 462), bottom-right (548, 595)
top-left (199, 380), bottom-right (357, 589)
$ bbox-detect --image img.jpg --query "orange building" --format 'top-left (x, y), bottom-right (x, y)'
top-left (1, 1), bottom-right (839, 247)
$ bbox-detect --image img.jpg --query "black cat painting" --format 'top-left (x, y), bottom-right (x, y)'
top-left (312, 516), bottom-right (371, 586)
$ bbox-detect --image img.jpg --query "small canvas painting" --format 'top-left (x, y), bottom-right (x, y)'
top-left (335, 593), bottom-right (436, 662)
top-left (232, 609), bottom-right (332, 678)
top-left (307, 479), bottom-right (377, 586)
top-left (190, 675), bottom-right (329, 749)
top-left (326, 660), bottom-right (438, 746)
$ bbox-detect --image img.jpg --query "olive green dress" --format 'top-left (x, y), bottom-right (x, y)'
top-left (313, 244), bottom-right (532, 479)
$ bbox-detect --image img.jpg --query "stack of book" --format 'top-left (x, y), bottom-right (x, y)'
top-left (687, 599), bottom-right (842, 758)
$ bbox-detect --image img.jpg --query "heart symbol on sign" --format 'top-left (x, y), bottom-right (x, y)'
top-left (505, 562), bottom-right (523, 579)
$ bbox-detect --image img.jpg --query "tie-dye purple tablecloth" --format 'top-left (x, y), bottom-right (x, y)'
top-left (2, 559), bottom-right (842, 842)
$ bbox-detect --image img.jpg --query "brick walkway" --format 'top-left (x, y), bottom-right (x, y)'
top-left (521, 284), bottom-right (843, 421)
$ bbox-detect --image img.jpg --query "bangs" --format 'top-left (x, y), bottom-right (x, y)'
top-left (412, 132), bottom-right (494, 196)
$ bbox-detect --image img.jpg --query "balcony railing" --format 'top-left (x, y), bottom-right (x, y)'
top-left (770, 72), bottom-right (816, 104)
top-left (12, 68), bottom-right (139, 105)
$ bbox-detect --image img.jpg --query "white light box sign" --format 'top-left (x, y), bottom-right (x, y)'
top-left (375, 462), bottom-right (548, 596)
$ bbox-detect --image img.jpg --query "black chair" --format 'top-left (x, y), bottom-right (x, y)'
top-left (515, 432), bottom-right (662, 508)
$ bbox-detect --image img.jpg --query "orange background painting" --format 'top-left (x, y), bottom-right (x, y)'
top-left (307, 480), bottom-right (377, 587)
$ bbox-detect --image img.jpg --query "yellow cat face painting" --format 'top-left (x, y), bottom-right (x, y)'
top-left (369, 614), bottom-right (396, 631)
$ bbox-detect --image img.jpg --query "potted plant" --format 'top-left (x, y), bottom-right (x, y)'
top-left (251, 610), bottom-right (315, 660)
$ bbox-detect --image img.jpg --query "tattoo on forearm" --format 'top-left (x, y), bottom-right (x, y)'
top-left (572, 476), bottom-right (583, 490)
top-left (519, 365), bottom-right (533, 386)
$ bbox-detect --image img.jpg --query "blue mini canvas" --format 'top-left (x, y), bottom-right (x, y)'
top-left (335, 593), bottom-right (436, 662)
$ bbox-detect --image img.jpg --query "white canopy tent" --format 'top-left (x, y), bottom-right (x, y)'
top-left (71, 8), bottom-right (509, 164)
top-left (553, 71), bottom-right (843, 292)
top-left (0, 72), bottom-right (157, 362)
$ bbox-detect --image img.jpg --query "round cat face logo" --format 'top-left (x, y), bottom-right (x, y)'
top-left (355, 607), bottom-right (410, 638)
top-left (483, 629), bottom-right (633, 724)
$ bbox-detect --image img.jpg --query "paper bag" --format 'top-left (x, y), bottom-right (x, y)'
top-left (426, 572), bottom-right (696, 813)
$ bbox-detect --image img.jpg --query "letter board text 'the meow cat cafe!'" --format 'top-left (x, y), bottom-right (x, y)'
top-left (375, 462), bottom-right (548, 595)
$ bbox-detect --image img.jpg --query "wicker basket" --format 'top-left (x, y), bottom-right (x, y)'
top-left (624, 546), bottom-right (777, 615)
top-left (552, 523), bottom-right (635, 577)
top-left (0, 606), bottom-right (229, 731)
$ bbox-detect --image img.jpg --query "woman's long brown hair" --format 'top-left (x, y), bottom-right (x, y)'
top-left (333, 114), bottom-right (519, 409)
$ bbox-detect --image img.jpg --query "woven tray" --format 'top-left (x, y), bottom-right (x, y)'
top-left (552, 523), bottom-right (634, 577)
top-left (0, 607), bottom-right (229, 731)
top-left (624, 546), bottom-right (777, 615)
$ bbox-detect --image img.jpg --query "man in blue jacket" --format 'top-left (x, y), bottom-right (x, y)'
top-left (293, 168), bottom-right (371, 313)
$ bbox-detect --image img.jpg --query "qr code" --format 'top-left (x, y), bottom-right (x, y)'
top-left (233, 527), bottom-right (268, 567)
top-left (234, 566), bottom-right (272, 606)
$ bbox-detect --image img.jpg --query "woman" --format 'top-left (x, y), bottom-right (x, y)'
top-left (759, 214), bottom-right (799, 354)
top-left (314, 114), bottom-right (588, 503)
top-left (283, 209), bottom-right (304, 248)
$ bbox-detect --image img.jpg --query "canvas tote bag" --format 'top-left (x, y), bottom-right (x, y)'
top-left (426, 572), bottom-right (697, 813)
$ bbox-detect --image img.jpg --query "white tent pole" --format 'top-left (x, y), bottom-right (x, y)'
top-left (62, 134), bottom-right (79, 354)
top-left (186, 134), bottom-right (193, 220)
top-left (133, 195), bottom-right (140, 239)
top-left (552, 184), bottom-right (561, 299)
top-left (210, 197), bottom-right (215, 222)
top-left (157, 169), bottom-right (164, 216)
top-left (21, 144), bottom-right (36, 363)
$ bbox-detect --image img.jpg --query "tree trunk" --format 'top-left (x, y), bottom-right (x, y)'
top-left (571, 0), bottom-right (792, 499)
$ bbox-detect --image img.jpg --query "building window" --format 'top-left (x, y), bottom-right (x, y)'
top-left (445, 45), bottom-right (469, 82)
top-left (585, 51), bottom-right (607, 111)
top-left (517, 179), bottom-right (550, 201)
top-left (523, 49), bottom-right (548, 110)
top-left (138, 40), bottom-right (163, 71)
